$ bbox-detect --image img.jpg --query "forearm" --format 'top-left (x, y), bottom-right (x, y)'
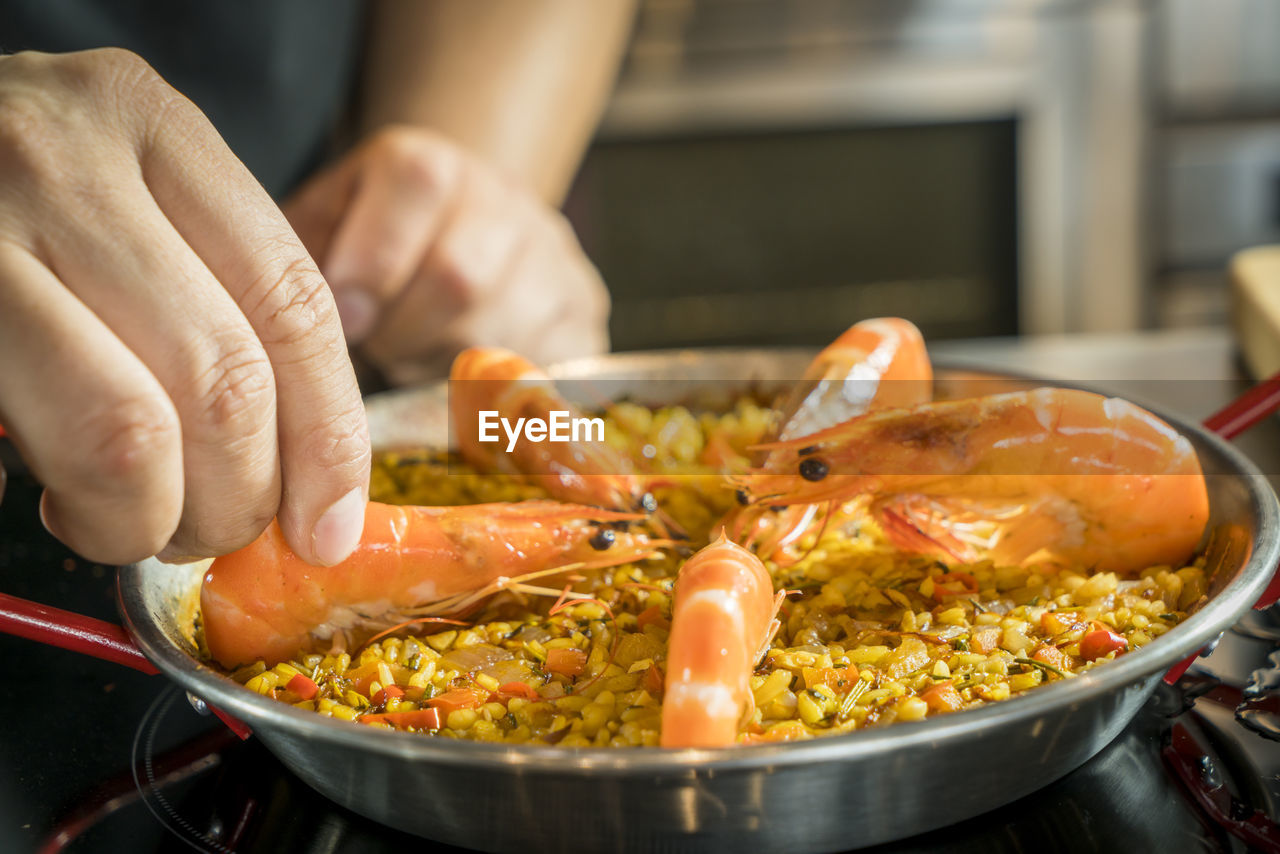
top-left (359, 0), bottom-right (635, 205)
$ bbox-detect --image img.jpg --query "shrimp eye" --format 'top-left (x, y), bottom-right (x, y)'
top-left (799, 458), bottom-right (829, 482)
top-left (589, 528), bottom-right (616, 550)
top-left (637, 492), bottom-right (658, 513)
top-left (735, 489), bottom-right (750, 506)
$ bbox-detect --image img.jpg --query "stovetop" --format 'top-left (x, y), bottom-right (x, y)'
top-left (2, 464), bottom-right (1280, 854)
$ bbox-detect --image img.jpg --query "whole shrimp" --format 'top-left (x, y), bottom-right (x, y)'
top-left (201, 500), bottom-right (662, 668)
top-left (738, 388), bottom-right (1210, 572)
top-left (728, 318), bottom-right (933, 557)
top-left (450, 347), bottom-right (657, 514)
top-left (661, 535), bottom-right (781, 748)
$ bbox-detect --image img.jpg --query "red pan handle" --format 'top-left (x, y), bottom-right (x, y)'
top-left (1202, 371), bottom-right (1280, 612)
top-left (1165, 372), bottom-right (1280, 684)
top-left (0, 429), bottom-right (248, 735)
top-left (0, 591), bottom-right (160, 674)
top-left (1203, 372), bottom-right (1280, 440)
top-left (0, 591), bottom-right (251, 738)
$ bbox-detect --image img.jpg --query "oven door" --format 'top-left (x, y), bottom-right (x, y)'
top-left (565, 119), bottom-right (1020, 350)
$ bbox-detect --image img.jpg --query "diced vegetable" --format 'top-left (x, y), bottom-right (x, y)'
top-left (1080, 628), bottom-right (1127, 662)
top-left (802, 665), bottom-right (860, 692)
top-left (636, 605), bottom-right (670, 632)
top-left (969, 626), bottom-right (1001, 655)
top-left (494, 682), bottom-right (540, 703)
top-left (920, 680), bottom-right (964, 713)
top-left (286, 674), bottom-right (318, 700)
top-left (426, 686), bottom-right (489, 714)
top-left (741, 721), bottom-right (811, 744)
top-left (613, 632), bottom-right (665, 669)
top-left (1040, 611), bottom-right (1082, 636)
top-left (884, 638), bottom-right (930, 680)
top-left (1031, 643), bottom-right (1071, 672)
top-left (931, 571), bottom-right (979, 599)
top-left (440, 643), bottom-right (514, 674)
top-left (359, 708), bottom-right (443, 731)
top-left (373, 685), bottom-right (404, 706)
top-left (545, 647), bottom-right (588, 678)
top-left (347, 661), bottom-right (412, 696)
top-left (643, 664), bottom-right (664, 696)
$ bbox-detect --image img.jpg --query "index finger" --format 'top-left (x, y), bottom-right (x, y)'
top-left (137, 96), bottom-right (369, 566)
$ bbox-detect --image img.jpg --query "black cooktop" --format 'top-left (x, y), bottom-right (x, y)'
top-left (1, 463), bottom-right (1278, 854)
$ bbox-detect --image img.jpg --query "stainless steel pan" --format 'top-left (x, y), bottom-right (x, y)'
top-left (18, 350), bottom-right (1280, 852)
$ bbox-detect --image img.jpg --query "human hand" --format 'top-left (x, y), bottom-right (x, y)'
top-left (0, 49), bottom-right (370, 566)
top-left (283, 126), bottom-right (610, 387)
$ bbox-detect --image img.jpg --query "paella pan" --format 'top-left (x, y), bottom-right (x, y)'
top-left (106, 343), bottom-right (1280, 852)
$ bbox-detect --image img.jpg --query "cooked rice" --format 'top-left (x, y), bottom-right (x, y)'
top-left (225, 400), bottom-right (1205, 746)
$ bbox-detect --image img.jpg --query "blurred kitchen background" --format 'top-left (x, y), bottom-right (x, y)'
top-left (562, 0), bottom-right (1280, 351)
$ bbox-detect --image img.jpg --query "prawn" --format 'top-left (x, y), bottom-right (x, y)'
top-left (738, 388), bottom-right (1210, 572)
top-left (727, 318), bottom-right (933, 557)
top-left (661, 535), bottom-right (782, 748)
top-left (450, 347), bottom-right (657, 514)
top-left (201, 500), bottom-right (664, 668)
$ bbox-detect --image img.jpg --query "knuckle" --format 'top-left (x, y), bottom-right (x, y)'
top-left (72, 48), bottom-right (167, 104)
top-left (295, 411), bottom-right (371, 479)
top-left (0, 96), bottom-right (57, 176)
top-left (193, 342), bottom-right (276, 436)
top-left (56, 48), bottom-right (163, 106)
top-left (244, 252), bottom-right (337, 348)
top-left (82, 47), bottom-right (153, 79)
top-left (0, 49), bottom-right (180, 190)
top-left (65, 394), bottom-right (180, 486)
top-left (59, 49), bottom-right (200, 145)
top-left (370, 127), bottom-right (453, 193)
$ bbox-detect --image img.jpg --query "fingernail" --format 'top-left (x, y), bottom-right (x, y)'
top-left (333, 288), bottom-right (378, 343)
top-left (155, 544), bottom-right (198, 564)
top-left (37, 492), bottom-right (60, 538)
top-left (312, 487), bottom-right (366, 566)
